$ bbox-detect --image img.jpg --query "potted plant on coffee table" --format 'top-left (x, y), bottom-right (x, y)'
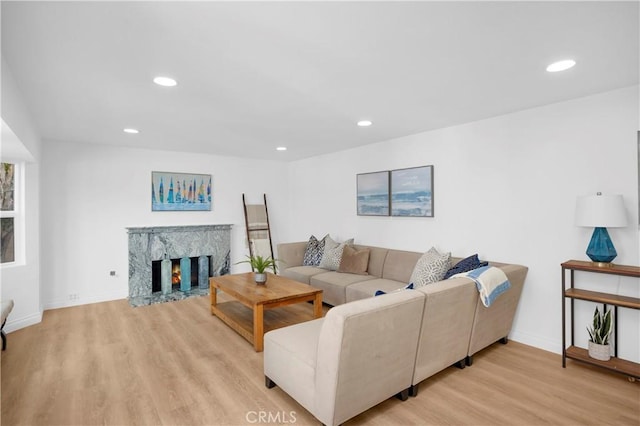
top-left (586, 306), bottom-right (612, 361)
top-left (236, 255), bottom-right (278, 284)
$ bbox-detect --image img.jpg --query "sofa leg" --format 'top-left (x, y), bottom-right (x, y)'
top-left (396, 388), bottom-right (409, 401)
top-left (265, 376), bottom-right (276, 389)
top-left (465, 356), bottom-right (473, 367)
top-left (500, 336), bottom-right (509, 345)
top-left (453, 359), bottom-right (466, 369)
top-left (408, 384), bottom-right (419, 397)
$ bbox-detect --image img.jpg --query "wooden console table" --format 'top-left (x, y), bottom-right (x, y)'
top-left (561, 260), bottom-right (640, 379)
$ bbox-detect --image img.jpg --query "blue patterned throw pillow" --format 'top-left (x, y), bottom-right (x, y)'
top-left (444, 254), bottom-right (488, 279)
top-left (303, 235), bottom-right (327, 266)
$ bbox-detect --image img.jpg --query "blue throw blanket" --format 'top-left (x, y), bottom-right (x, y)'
top-left (450, 265), bottom-right (511, 307)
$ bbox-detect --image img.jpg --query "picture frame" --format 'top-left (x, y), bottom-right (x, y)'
top-left (390, 165), bottom-right (434, 217)
top-left (151, 171), bottom-right (212, 211)
top-left (356, 171), bottom-right (390, 216)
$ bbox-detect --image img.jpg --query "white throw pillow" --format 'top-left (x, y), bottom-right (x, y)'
top-left (409, 247), bottom-right (451, 288)
top-left (319, 237), bottom-right (354, 271)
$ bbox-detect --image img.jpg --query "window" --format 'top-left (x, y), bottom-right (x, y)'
top-left (1, 163), bottom-right (18, 264)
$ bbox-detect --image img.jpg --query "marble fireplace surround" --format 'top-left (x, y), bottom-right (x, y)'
top-left (127, 224), bottom-right (232, 306)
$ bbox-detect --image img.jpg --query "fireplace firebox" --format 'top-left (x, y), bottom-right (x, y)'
top-left (127, 224), bottom-right (232, 306)
top-left (151, 255), bottom-right (214, 292)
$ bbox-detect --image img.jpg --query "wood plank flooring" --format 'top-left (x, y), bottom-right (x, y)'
top-left (2, 295), bottom-right (638, 425)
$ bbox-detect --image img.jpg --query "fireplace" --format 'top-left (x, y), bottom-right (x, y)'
top-left (151, 255), bottom-right (213, 292)
top-left (127, 224), bottom-right (232, 306)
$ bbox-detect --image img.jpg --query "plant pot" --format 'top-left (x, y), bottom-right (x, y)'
top-left (588, 341), bottom-right (611, 361)
top-left (254, 273), bottom-right (267, 285)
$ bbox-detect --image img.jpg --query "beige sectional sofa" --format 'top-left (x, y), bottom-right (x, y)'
top-left (265, 241), bottom-right (528, 424)
top-left (265, 290), bottom-right (425, 426)
top-left (277, 241), bottom-right (528, 366)
top-left (278, 242), bottom-right (418, 306)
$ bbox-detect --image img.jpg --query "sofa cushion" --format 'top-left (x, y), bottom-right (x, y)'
top-left (409, 247), bottom-right (451, 288)
top-left (381, 250), bottom-right (422, 283)
top-left (277, 242), bottom-right (308, 268)
top-left (303, 235), bottom-right (327, 266)
top-left (357, 245), bottom-right (389, 278)
top-left (264, 318), bottom-right (324, 414)
top-left (311, 271), bottom-right (376, 306)
top-left (443, 253), bottom-right (488, 279)
top-left (319, 237), bottom-right (354, 271)
top-left (281, 266), bottom-right (329, 285)
top-left (338, 245), bottom-right (370, 275)
top-left (345, 278), bottom-right (408, 302)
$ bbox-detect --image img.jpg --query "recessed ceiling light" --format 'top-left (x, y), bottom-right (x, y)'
top-left (546, 59), bottom-right (576, 73)
top-left (123, 128), bottom-right (139, 134)
top-left (153, 76), bottom-right (177, 87)
top-left (357, 120), bottom-right (373, 127)
top-left (276, 147), bottom-right (287, 151)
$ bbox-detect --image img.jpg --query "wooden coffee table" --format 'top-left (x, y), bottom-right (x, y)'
top-left (210, 272), bottom-right (323, 351)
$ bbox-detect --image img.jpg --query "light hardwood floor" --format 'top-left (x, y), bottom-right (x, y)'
top-left (1, 295), bottom-right (638, 425)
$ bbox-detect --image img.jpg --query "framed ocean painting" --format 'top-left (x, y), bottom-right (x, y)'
top-left (151, 171), bottom-right (212, 211)
top-left (357, 171), bottom-right (390, 216)
top-left (391, 166), bottom-right (433, 217)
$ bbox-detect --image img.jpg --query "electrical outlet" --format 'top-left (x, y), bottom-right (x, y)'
top-left (68, 293), bottom-right (79, 301)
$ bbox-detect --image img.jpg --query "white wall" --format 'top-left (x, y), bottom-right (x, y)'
top-left (15, 79), bottom-right (640, 362)
top-left (0, 162), bottom-right (42, 332)
top-left (1, 56), bottom-right (42, 332)
top-left (41, 141), bottom-right (289, 309)
top-left (285, 86), bottom-right (640, 360)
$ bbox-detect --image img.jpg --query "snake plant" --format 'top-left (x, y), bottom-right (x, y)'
top-left (586, 306), bottom-right (612, 345)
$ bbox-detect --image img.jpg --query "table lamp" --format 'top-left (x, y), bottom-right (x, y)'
top-left (575, 192), bottom-right (627, 266)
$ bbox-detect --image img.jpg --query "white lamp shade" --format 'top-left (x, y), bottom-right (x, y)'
top-left (575, 194), bottom-right (627, 228)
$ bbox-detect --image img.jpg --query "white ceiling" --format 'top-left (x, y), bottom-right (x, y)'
top-left (1, 1), bottom-right (638, 161)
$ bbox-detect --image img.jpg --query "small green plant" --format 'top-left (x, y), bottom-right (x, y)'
top-left (586, 306), bottom-right (612, 345)
top-left (236, 255), bottom-right (278, 274)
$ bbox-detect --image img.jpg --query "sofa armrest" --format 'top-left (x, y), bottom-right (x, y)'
top-left (1, 300), bottom-right (14, 325)
top-left (467, 264), bottom-right (528, 357)
top-left (276, 241), bottom-right (308, 269)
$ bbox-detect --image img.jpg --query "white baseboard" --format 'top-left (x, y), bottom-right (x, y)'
top-left (510, 329), bottom-right (561, 355)
top-left (43, 291), bottom-right (127, 311)
top-left (4, 291), bottom-right (126, 333)
top-left (4, 311), bottom-right (43, 333)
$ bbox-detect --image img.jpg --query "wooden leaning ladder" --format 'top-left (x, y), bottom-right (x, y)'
top-left (242, 193), bottom-right (276, 272)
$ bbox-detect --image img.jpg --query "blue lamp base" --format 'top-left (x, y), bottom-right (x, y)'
top-left (586, 227), bottom-right (617, 263)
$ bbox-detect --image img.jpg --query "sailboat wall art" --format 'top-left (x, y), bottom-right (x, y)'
top-left (151, 171), bottom-right (212, 211)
